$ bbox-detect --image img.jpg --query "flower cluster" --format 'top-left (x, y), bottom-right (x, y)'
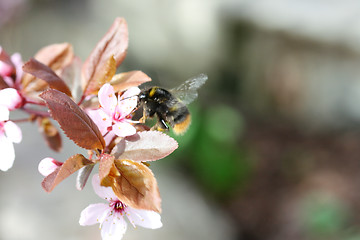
top-left (0, 17), bottom-right (186, 240)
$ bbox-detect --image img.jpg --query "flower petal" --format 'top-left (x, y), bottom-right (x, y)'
top-left (103, 131), bottom-right (116, 146)
top-left (87, 109), bottom-right (112, 135)
top-left (79, 203), bottom-right (110, 226)
top-left (98, 83), bottom-right (117, 117)
top-left (0, 61), bottom-right (12, 77)
top-left (0, 88), bottom-right (22, 110)
top-left (126, 207), bottom-right (162, 229)
top-left (92, 174), bottom-right (118, 201)
top-left (38, 157), bottom-right (62, 176)
top-left (121, 87), bottom-right (140, 100)
top-left (101, 213), bottom-right (127, 240)
top-left (0, 105), bottom-right (9, 121)
top-left (112, 121), bottom-right (136, 138)
top-left (10, 53), bottom-right (23, 85)
top-left (4, 121), bottom-right (22, 143)
top-left (117, 87), bottom-right (140, 116)
top-left (0, 134), bottom-right (15, 171)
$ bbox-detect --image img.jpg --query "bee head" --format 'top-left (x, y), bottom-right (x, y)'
top-left (138, 91), bottom-right (146, 101)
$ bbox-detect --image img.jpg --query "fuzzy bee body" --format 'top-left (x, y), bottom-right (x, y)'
top-left (138, 74), bottom-right (207, 135)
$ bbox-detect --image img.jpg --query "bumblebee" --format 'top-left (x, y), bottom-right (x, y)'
top-left (138, 73), bottom-right (208, 135)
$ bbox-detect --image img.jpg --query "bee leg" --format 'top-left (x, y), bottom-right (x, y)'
top-left (139, 108), bottom-right (146, 123)
top-left (159, 118), bottom-right (169, 130)
top-left (154, 113), bottom-right (169, 131)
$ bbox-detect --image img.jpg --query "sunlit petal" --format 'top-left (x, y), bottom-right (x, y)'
top-left (87, 109), bottom-right (112, 135)
top-left (0, 88), bottom-right (22, 110)
top-left (101, 213), bottom-right (127, 240)
top-left (98, 83), bottom-right (117, 117)
top-left (0, 105), bottom-right (9, 121)
top-left (79, 203), bottom-right (110, 226)
top-left (112, 122), bottom-right (136, 138)
top-left (92, 174), bottom-right (118, 201)
top-left (38, 157), bottom-right (62, 176)
top-left (126, 207), bottom-right (162, 229)
top-left (117, 87), bottom-right (139, 116)
top-left (10, 53), bottom-right (23, 85)
top-left (0, 134), bottom-right (15, 171)
top-left (4, 121), bottom-right (22, 143)
top-left (120, 87), bottom-right (140, 100)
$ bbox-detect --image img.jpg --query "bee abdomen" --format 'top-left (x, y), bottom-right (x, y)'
top-left (170, 105), bottom-right (191, 135)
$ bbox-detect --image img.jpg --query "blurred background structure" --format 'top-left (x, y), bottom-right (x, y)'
top-left (2, 0), bottom-right (360, 239)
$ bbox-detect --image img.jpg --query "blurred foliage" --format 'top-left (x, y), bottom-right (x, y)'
top-left (169, 103), bottom-right (253, 199)
top-left (301, 193), bottom-right (349, 238)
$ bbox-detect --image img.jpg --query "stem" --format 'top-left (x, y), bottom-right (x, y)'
top-left (10, 118), bottom-right (31, 123)
top-left (77, 94), bottom-right (86, 106)
top-left (25, 100), bottom-right (46, 106)
top-left (22, 106), bottom-right (50, 118)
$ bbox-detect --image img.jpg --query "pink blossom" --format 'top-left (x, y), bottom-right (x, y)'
top-left (38, 157), bottom-right (63, 176)
top-left (79, 174), bottom-right (162, 240)
top-left (0, 88), bottom-right (23, 110)
top-left (88, 84), bottom-right (139, 144)
top-left (0, 47), bottom-right (23, 88)
top-left (0, 105), bottom-right (21, 171)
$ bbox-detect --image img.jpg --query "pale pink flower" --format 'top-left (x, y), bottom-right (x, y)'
top-left (38, 157), bottom-right (63, 176)
top-left (79, 174), bottom-right (162, 240)
top-left (88, 84), bottom-right (139, 144)
top-left (0, 88), bottom-right (22, 110)
top-left (0, 105), bottom-right (21, 171)
top-left (0, 47), bottom-right (23, 88)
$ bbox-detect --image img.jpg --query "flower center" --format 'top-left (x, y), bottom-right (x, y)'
top-left (110, 200), bottom-right (127, 214)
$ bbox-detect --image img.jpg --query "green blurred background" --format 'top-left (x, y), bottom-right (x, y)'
top-left (3, 0), bottom-right (360, 239)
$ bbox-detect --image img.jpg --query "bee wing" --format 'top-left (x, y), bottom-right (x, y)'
top-left (171, 73), bottom-right (208, 105)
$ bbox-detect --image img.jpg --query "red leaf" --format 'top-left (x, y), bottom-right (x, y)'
top-left (84, 55), bottom-right (117, 95)
top-left (82, 17), bottom-right (128, 95)
top-left (40, 89), bottom-right (105, 150)
top-left (23, 58), bottom-right (72, 96)
top-left (111, 159), bottom-right (161, 213)
top-left (42, 154), bottom-right (93, 192)
top-left (111, 131), bottom-right (178, 162)
top-left (110, 71), bottom-right (151, 92)
top-left (0, 47), bottom-right (15, 69)
top-left (22, 43), bottom-right (74, 93)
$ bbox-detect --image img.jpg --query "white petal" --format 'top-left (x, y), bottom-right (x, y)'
top-left (0, 88), bottom-right (22, 110)
top-left (38, 157), bottom-right (62, 176)
top-left (98, 83), bottom-right (117, 117)
top-left (0, 134), bottom-right (15, 171)
top-left (92, 174), bottom-right (118, 201)
top-left (4, 121), bottom-right (22, 143)
top-left (0, 105), bottom-right (9, 121)
top-left (112, 121), bottom-right (136, 138)
top-left (126, 207), bottom-right (162, 229)
top-left (101, 213), bottom-right (127, 240)
top-left (79, 203), bottom-right (110, 226)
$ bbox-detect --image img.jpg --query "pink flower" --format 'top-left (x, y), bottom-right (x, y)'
top-left (79, 174), bottom-right (162, 240)
top-left (0, 105), bottom-right (22, 171)
top-left (38, 157), bottom-right (63, 176)
top-left (88, 84), bottom-right (139, 143)
top-left (0, 47), bottom-right (23, 88)
top-left (0, 88), bottom-right (23, 110)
